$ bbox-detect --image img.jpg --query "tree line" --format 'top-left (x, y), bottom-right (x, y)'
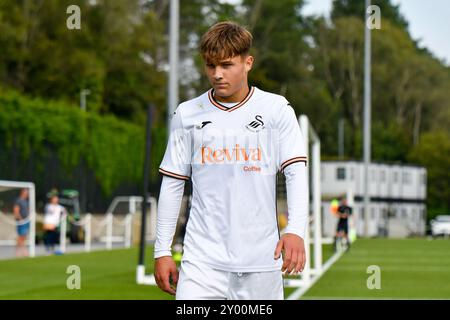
top-left (0, 0), bottom-right (448, 215)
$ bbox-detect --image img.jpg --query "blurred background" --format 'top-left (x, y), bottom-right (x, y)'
top-left (0, 0), bottom-right (448, 216)
top-left (0, 0), bottom-right (449, 300)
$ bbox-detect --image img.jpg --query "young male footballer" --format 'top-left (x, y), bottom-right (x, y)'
top-left (154, 21), bottom-right (308, 300)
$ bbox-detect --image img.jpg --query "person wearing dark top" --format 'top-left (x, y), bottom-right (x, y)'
top-left (13, 188), bottom-right (30, 257)
top-left (334, 197), bottom-right (352, 250)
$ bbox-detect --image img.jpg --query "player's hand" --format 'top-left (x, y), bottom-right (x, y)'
top-left (154, 256), bottom-right (178, 295)
top-left (274, 233), bottom-right (306, 275)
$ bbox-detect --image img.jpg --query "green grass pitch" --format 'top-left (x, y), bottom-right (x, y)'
top-left (301, 238), bottom-right (450, 300)
top-left (0, 239), bottom-right (449, 299)
top-left (0, 247), bottom-right (167, 299)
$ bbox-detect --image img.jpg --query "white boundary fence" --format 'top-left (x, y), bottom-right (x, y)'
top-left (56, 196), bottom-right (158, 254)
top-left (1, 187), bottom-right (158, 258)
top-left (58, 213), bottom-right (92, 253)
top-left (97, 212), bottom-right (133, 250)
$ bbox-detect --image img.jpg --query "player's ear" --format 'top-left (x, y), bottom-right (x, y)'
top-left (245, 55), bottom-right (254, 72)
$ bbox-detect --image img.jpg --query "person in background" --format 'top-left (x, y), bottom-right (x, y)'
top-left (43, 192), bottom-right (66, 254)
top-left (13, 188), bottom-right (30, 257)
top-left (333, 197), bottom-right (353, 250)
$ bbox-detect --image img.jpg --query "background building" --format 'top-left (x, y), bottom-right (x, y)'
top-left (320, 161), bottom-right (427, 238)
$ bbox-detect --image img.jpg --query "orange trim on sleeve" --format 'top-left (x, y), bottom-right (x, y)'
top-left (280, 156), bottom-right (308, 171)
top-left (159, 168), bottom-right (190, 181)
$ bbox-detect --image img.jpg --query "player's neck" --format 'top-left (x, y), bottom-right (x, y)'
top-left (214, 84), bottom-right (250, 104)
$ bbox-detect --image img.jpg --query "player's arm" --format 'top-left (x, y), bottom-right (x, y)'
top-left (336, 206), bottom-right (345, 218)
top-left (13, 204), bottom-right (21, 220)
top-left (274, 162), bottom-right (308, 275)
top-left (274, 100), bottom-right (308, 275)
top-left (155, 106), bottom-right (191, 294)
top-left (154, 175), bottom-right (186, 295)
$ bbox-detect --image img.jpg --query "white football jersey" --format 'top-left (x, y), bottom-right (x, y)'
top-left (159, 86), bottom-right (307, 272)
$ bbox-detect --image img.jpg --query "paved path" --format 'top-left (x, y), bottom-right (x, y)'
top-left (0, 243), bottom-right (128, 261)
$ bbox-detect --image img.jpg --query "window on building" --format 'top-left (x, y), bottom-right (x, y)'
top-left (402, 208), bottom-right (407, 219)
top-left (371, 208), bottom-right (376, 220)
top-left (421, 173), bottom-right (426, 185)
top-left (321, 166), bottom-right (325, 181)
top-left (393, 171), bottom-right (398, 183)
top-left (402, 172), bottom-right (411, 184)
top-left (337, 167), bottom-right (346, 180)
top-left (390, 208), bottom-right (397, 218)
top-left (380, 170), bottom-right (386, 183)
top-left (350, 167), bottom-right (354, 181)
top-left (371, 169), bottom-right (377, 182)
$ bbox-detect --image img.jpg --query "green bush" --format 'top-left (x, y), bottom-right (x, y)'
top-left (0, 87), bottom-right (165, 196)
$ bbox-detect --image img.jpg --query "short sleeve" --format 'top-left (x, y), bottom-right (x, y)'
top-left (159, 107), bottom-right (191, 180)
top-left (276, 100), bottom-right (308, 172)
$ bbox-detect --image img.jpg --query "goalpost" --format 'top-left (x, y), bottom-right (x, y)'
top-left (0, 180), bottom-right (36, 257)
top-left (282, 115), bottom-right (322, 292)
top-left (284, 115), bottom-right (356, 300)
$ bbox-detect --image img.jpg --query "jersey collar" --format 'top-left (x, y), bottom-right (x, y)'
top-left (208, 86), bottom-right (255, 112)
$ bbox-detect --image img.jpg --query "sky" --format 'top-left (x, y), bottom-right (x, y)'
top-left (302, 0), bottom-right (450, 65)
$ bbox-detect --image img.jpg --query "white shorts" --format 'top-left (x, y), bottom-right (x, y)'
top-left (175, 260), bottom-right (284, 300)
